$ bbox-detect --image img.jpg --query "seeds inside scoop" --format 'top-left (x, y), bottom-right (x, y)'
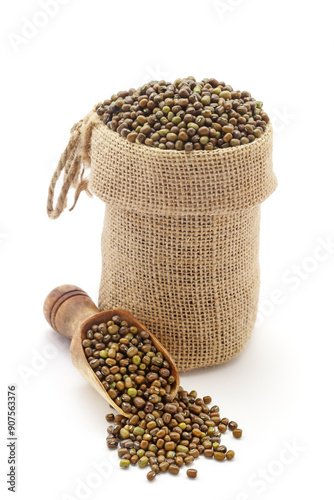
top-left (82, 317), bottom-right (176, 415)
top-left (95, 76), bottom-right (269, 151)
top-left (82, 318), bottom-right (242, 480)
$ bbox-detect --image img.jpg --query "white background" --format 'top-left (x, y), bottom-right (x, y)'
top-left (1, 0), bottom-right (333, 499)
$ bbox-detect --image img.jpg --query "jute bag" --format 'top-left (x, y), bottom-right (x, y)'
top-left (47, 111), bottom-right (277, 371)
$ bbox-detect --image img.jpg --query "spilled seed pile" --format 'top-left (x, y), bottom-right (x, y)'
top-left (95, 76), bottom-right (269, 151)
top-left (82, 315), bottom-right (242, 480)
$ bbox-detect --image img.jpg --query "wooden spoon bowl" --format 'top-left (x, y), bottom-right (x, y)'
top-left (43, 285), bottom-right (180, 417)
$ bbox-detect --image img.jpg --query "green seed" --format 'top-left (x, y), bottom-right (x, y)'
top-left (133, 427), bottom-right (145, 436)
top-left (120, 459), bottom-right (130, 469)
top-left (99, 350), bottom-right (108, 358)
top-left (119, 428), bottom-right (130, 439)
top-left (201, 95), bottom-right (211, 105)
top-left (220, 91), bottom-right (231, 99)
top-left (138, 456), bottom-right (149, 468)
top-left (137, 449), bottom-right (145, 458)
top-left (162, 106), bottom-right (170, 114)
top-left (132, 355), bottom-right (141, 365)
top-left (193, 86), bottom-right (201, 93)
top-left (127, 388), bottom-right (137, 397)
top-left (187, 122), bottom-right (199, 130)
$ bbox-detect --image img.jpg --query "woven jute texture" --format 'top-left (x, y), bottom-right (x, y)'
top-left (47, 111), bottom-right (276, 371)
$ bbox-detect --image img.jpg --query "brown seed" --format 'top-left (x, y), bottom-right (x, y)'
top-left (228, 421), bottom-right (238, 430)
top-left (169, 464), bottom-right (180, 475)
top-left (147, 470), bottom-right (156, 481)
top-left (204, 449), bottom-right (214, 458)
top-left (164, 404), bottom-right (177, 414)
top-left (108, 388), bottom-right (117, 399)
top-left (118, 448), bottom-right (128, 457)
top-left (226, 450), bottom-right (235, 460)
top-left (198, 126), bottom-right (209, 136)
top-left (106, 438), bottom-right (118, 449)
top-left (179, 88), bottom-right (189, 98)
top-left (192, 428), bottom-right (202, 438)
top-left (187, 468), bottom-right (197, 479)
top-left (218, 424), bottom-right (227, 433)
top-left (170, 432), bottom-right (181, 441)
top-left (159, 461), bottom-right (169, 472)
top-left (165, 441), bottom-right (176, 451)
top-left (178, 130), bottom-right (189, 142)
top-left (233, 428), bottom-right (242, 438)
top-left (127, 131), bottom-right (138, 143)
top-left (203, 440), bottom-right (213, 449)
top-left (133, 397), bottom-right (146, 409)
top-left (151, 463), bottom-right (159, 473)
top-left (214, 452), bottom-right (226, 461)
top-left (203, 396), bottom-right (212, 404)
top-left (189, 449), bottom-right (200, 458)
top-left (166, 133), bottom-right (178, 142)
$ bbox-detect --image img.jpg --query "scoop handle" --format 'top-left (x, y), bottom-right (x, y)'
top-left (43, 285), bottom-right (100, 339)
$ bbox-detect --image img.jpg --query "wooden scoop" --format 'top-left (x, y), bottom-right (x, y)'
top-left (43, 285), bottom-right (180, 417)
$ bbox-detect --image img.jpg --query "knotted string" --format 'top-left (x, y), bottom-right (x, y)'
top-left (47, 112), bottom-right (94, 219)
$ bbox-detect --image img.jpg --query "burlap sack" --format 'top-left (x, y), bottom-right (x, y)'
top-left (47, 111), bottom-right (277, 371)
